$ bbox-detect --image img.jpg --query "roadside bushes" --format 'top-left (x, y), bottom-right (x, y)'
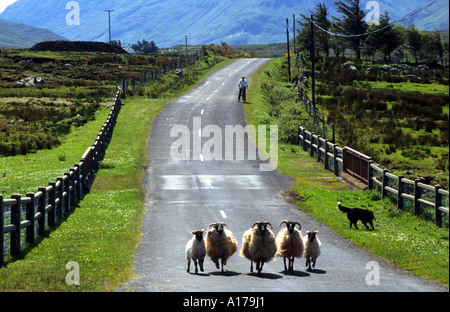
top-left (0, 101), bottom-right (99, 156)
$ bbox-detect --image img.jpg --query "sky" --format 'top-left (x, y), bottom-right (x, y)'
top-left (0, 0), bottom-right (18, 13)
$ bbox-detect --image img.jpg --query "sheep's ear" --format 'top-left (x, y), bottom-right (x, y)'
top-left (191, 231), bottom-right (196, 235)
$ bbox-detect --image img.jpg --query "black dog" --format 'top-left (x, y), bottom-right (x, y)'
top-left (338, 202), bottom-right (375, 230)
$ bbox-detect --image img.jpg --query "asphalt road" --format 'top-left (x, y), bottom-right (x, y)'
top-left (119, 58), bottom-right (447, 292)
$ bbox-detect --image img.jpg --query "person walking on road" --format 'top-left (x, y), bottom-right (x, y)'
top-left (238, 76), bottom-right (248, 102)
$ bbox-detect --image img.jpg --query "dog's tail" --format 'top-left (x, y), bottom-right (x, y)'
top-left (337, 202), bottom-right (351, 213)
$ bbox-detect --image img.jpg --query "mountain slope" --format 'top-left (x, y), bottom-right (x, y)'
top-left (0, 0), bottom-right (448, 48)
top-left (0, 18), bottom-right (67, 48)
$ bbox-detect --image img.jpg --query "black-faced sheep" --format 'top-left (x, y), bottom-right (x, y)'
top-left (338, 202), bottom-right (375, 230)
top-left (240, 221), bottom-right (277, 275)
top-left (185, 230), bottom-right (206, 274)
top-left (303, 231), bottom-right (322, 271)
top-left (275, 220), bottom-right (304, 273)
top-left (205, 222), bottom-right (238, 273)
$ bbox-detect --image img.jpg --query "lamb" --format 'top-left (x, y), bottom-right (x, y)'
top-left (240, 221), bottom-right (277, 275)
top-left (205, 222), bottom-right (238, 273)
top-left (275, 220), bottom-right (304, 273)
top-left (303, 231), bottom-right (322, 271)
top-left (185, 230), bottom-right (206, 274)
top-left (338, 202), bottom-right (375, 230)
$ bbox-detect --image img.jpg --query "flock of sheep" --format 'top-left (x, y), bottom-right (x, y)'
top-left (185, 220), bottom-right (321, 275)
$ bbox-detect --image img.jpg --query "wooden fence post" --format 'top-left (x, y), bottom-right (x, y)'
top-left (414, 180), bottom-right (420, 216)
top-left (316, 135), bottom-right (321, 163)
top-left (303, 129), bottom-right (307, 152)
top-left (10, 193), bottom-right (21, 257)
top-left (48, 182), bottom-right (56, 226)
top-left (56, 177), bottom-right (64, 220)
top-left (435, 185), bottom-right (443, 227)
top-left (381, 169), bottom-right (388, 200)
top-left (324, 139), bottom-right (329, 170)
top-left (333, 144), bottom-right (339, 177)
top-left (397, 176), bottom-right (404, 211)
top-left (1, 194), bottom-right (4, 265)
top-left (342, 147), bottom-right (347, 175)
top-left (63, 173), bottom-right (69, 213)
top-left (25, 192), bottom-right (35, 244)
top-left (37, 187), bottom-right (47, 236)
top-left (310, 133), bottom-right (315, 157)
top-left (70, 168), bottom-right (76, 205)
top-left (368, 160), bottom-right (374, 190)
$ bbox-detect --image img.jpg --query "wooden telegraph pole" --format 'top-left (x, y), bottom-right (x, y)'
top-left (310, 15), bottom-right (316, 122)
top-left (184, 35), bottom-right (190, 55)
top-left (105, 9), bottom-right (114, 44)
top-left (293, 14), bottom-right (296, 54)
top-left (286, 18), bottom-right (291, 82)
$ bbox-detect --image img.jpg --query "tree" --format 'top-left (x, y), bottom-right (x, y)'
top-left (421, 31), bottom-right (444, 65)
top-left (329, 22), bottom-right (347, 57)
top-left (131, 39), bottom-right (159, 54)
top-left (367, 11), bottom-right (403, 61)
top-left (406, 22), bottom-right (422, 64)
top-left (110, 40), bottom-right (122, 47)
top-left (296, 15), bottom-right (313, 56)
top-left (296, 3), bottom-right (331, 57)
top-left (333, 0), bottom-right (368, 59)
top-left (313, 3), bottom-right (332, 57)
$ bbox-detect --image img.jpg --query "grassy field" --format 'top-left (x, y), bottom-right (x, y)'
top-left (313, 57), bottom-right (449, 188)
top-left (0, 49), bottom-right (189, 156)
top-left (0, 52), bottom-right (231, 291)
top-left (245, 58), bottom-right (449, 286)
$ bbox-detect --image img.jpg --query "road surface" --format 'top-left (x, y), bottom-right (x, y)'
top-left (119, 58), bottom-right (447, 292)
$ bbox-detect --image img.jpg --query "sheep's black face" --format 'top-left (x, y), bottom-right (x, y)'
top-left (286, 222), bottom-right (295, 234)
top-left (193, 231), bottom-right (204, 241)
top-left (258, 224), bottom-right (267, 235)
top-left (307, 232), bottom-right (317, 242)
top-left (214, 224), bottom-right (224, 235)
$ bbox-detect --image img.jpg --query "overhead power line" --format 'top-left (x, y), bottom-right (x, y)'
top-left (309, 0), bottom-right (437, 38)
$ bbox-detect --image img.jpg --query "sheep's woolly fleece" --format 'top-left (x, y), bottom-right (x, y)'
top-left (205, 229), bottom-right (238, 263)
top-left (275, 227), bottom-right (304, 259)
top-left (240, 228), bottom-right (277, 262)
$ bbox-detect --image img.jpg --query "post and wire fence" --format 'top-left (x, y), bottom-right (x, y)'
top-left (291, 0), bottom-right (447, 226)
top-left (1, 50), bottom-right (205, 265)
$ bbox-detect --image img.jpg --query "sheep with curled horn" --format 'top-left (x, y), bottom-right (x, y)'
top-left (240, 221), bottom-right (277, 275)
top-left (205, 222), bottom-right (238, 273)
top-left (275, 220), bottom-right (304, 273)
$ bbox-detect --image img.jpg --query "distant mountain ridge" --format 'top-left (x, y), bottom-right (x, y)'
top-left (0, 0), bottom-right (448, 48)
top-left (0, 18), bottom-right (67, 48)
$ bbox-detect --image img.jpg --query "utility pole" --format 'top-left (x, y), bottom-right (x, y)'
top-left (293, 14), bottom-right (296, 54)
top-left (104, 9), bottom-right (114, 44)
top-left (286, 18), bottom-right (291, 82)
top-left (184, 35), bottom-right (189, 55)
top-left (310, 15), bottom-right (316, 123)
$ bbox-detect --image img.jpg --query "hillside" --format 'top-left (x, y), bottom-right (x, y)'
top-left (0, 0), bottom-right (448, 48)
top-left (0, 18), bottom-right (67, 48)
